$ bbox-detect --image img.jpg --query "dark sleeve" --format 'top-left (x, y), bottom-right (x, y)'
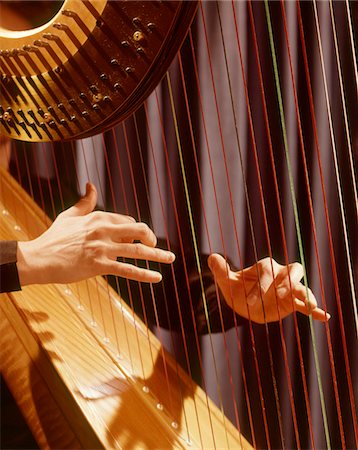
top-left (165, 250), bottom-right (246, 334)
top-left (115, 240), bottom-right (246, 335)
top-left (0, 241), bottom-right (21, 293)
top-left (191, 255), bottom-right (246, 334)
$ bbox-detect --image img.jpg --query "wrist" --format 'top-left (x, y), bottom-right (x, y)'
top-left (17, 240), bottom-right (42, 286)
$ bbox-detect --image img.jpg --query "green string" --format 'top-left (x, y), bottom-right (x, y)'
top-left (165, 71), bottom-right (231, 449)
top-left (263, 1), bottom-right (331, 448)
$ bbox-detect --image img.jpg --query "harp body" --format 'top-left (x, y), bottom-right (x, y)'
top-left (1, 1), bottom-right (357, 449)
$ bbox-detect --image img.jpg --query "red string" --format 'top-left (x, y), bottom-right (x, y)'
top-left (296, 2), bottom-right (358, 446)
top-left (143, 97), bottom-right (215, 447)
top-left (177, 46), bottom-right (244, 432)
top-left (279, 1), bottom-right (347, 447)
top-left (199, 2), bottom-right (290, 446)
top-left (243, 1), bottom-right (316, 447)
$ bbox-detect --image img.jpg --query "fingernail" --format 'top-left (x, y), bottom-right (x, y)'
top-left (128, 216), bottom-right (136, 223)
top-left (168, 252), bottom-right (176, 262)
top-left (154, 273), bottom-right (162, 282)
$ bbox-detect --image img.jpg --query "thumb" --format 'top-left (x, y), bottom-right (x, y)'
top-left (62, 183), bottom-right (97, 217)
top-left (208, 253), bottom-right (231, 281)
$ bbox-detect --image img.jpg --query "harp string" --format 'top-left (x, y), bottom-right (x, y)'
top-left (143, 100), bottom-right (217, 446)
top-left (130, 119), bottom-right (189, 414)
top-left (296, 1), bottom-right (358, 444)
top-left (68, 140), bottom-right (87, 311)
top-left (100, 135), bottom-right (130, 356)
top-left (85, 136), bottom-right (124, 349)
top-left (12, 136), bottom-right (194, 444)
top-left (176, 49), bottom-right (248, 443)
top-left (150, 85), bottom-right (233, 445)
top-left (103, 129), bottom-right (152, 380)
top-left (188, 15), bottom-right (273, 448)
top-left (128, 117), bottom-right (199, 445)
top-left (312, 0), bottom-right (358, 347)
top-left (193, 2), bottom-right (296, 446)
top-left (180, 28), bottom-right (261, 446)
top-left (132, 110), bottom-right (190, 386)
top-left (231, 1), bottom-right (312, 447)
top-left (9, 143), bottom-right (122, 449)
top-left (264, 2), bottom-right (333, 448)
top-left (102, 131), bottom-right (139, 372)
top-left (200, 1), bottom-right (294, 446)
top-left (165, 70), bottom-right (243, 448)
top-left (328, 0), bottom-right (358, 333)
top-left (120, 121), bottom-right (183, 421)
top-left (49, 145), bottom-right (64, 211)
top-left (77, 139), bottom-right (101, 326)
top-left (279, 1), bottom-right (347, 447)
top-left (345, 0), bottom-right (358, 98)
top-left (222, 3), bottom-right (324, 448)
top-left (74, 137), bottom-right (133, 377)
top-left (7, 144), bottom-right (129, 445)
top-left (187, 20), bottom-right (273, 447)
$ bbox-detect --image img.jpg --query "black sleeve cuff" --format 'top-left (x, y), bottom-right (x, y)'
top-left (0, 241), bottom-right (21, 293)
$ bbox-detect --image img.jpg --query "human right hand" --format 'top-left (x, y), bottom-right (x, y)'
top-left (208, 254), bottom-right (330, 324)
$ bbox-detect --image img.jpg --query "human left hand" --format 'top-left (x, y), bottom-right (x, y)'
top-left (17, 183), bottom-right (175, 286)
top-left (208, 254), bottom-right (330, 324)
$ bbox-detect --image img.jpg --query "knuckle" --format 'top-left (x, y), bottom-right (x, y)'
top-left (132, 243), bottom-right (142, 257)
top-left (56, 210), bottom-right (66, 220)
top-left (138, 222), bottom-right (150, 237)
top-left (87, 227), bottom-right (102, 240)
top-left (258, 258), bottom-right (272, 275)
top-left (124, 265), bottom-right (135, 276)
top-left (292, 262), bottom-right (302, 271)
top-left (261, 257), bottom-right (271, 265)
top-left (88, 210), bottom-right (104, 224)
top-left (88, 241), bottom-right (106, 259)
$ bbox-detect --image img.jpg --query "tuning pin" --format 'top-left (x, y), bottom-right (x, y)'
top-left (43, 33), bottom-right (61, 41)
top-left (62, 10), bottom-right (78, 18)
top-left (53, 23), bottom-right (69, 31)
top-left (33, 39), bottom-right (50, 48)
top-left (18, 121), bottom-right (32, 138)
top-left (22, 45), bottom-right (40, 53)
top-left (28, 122), bottom-right (42, 139)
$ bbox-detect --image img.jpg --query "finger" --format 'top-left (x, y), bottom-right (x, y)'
top-left (104, 260), bottom-right (163, 283)
top-left (293, 299), bottom-right (331, 322)
top-left (264, 262), bottom-right (304, 305)
top-left (62, 183), bottom-right (97, 217)
top-left (112, 223), bottom-right (157, 247)
top-left (292, 283), bottom-right (318, 310)
top-left (311, 307), bottom-right (331, 322)
top-left (96, 223), bottom-right (157, 247)
top-left (208, 253), bottom-right (232, 280)
top-left (89, 210), bottom-right (136, 225)
top-left (287, 262), bottom-right (304, 284)
top-left (109, 243), bottom-right (175, 264)
top-left (256, 258), bottom-right (281, 291)
top-left (245, 259), bottom-right (281, 306)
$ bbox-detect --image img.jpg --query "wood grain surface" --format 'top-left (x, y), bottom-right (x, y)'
top-left (0, 168), bottom-right (253, 449)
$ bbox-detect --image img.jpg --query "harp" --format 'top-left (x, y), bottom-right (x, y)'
top-left (0, 1), bottom-right (357, 449)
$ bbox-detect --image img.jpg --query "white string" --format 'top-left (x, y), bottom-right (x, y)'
top-left (312, 0), bottom-right (358, 338)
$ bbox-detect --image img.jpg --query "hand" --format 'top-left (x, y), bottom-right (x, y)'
top-left (208, 254), bottom-right (330, 324)
top-left (17, 183), bottom-right (175, 286)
